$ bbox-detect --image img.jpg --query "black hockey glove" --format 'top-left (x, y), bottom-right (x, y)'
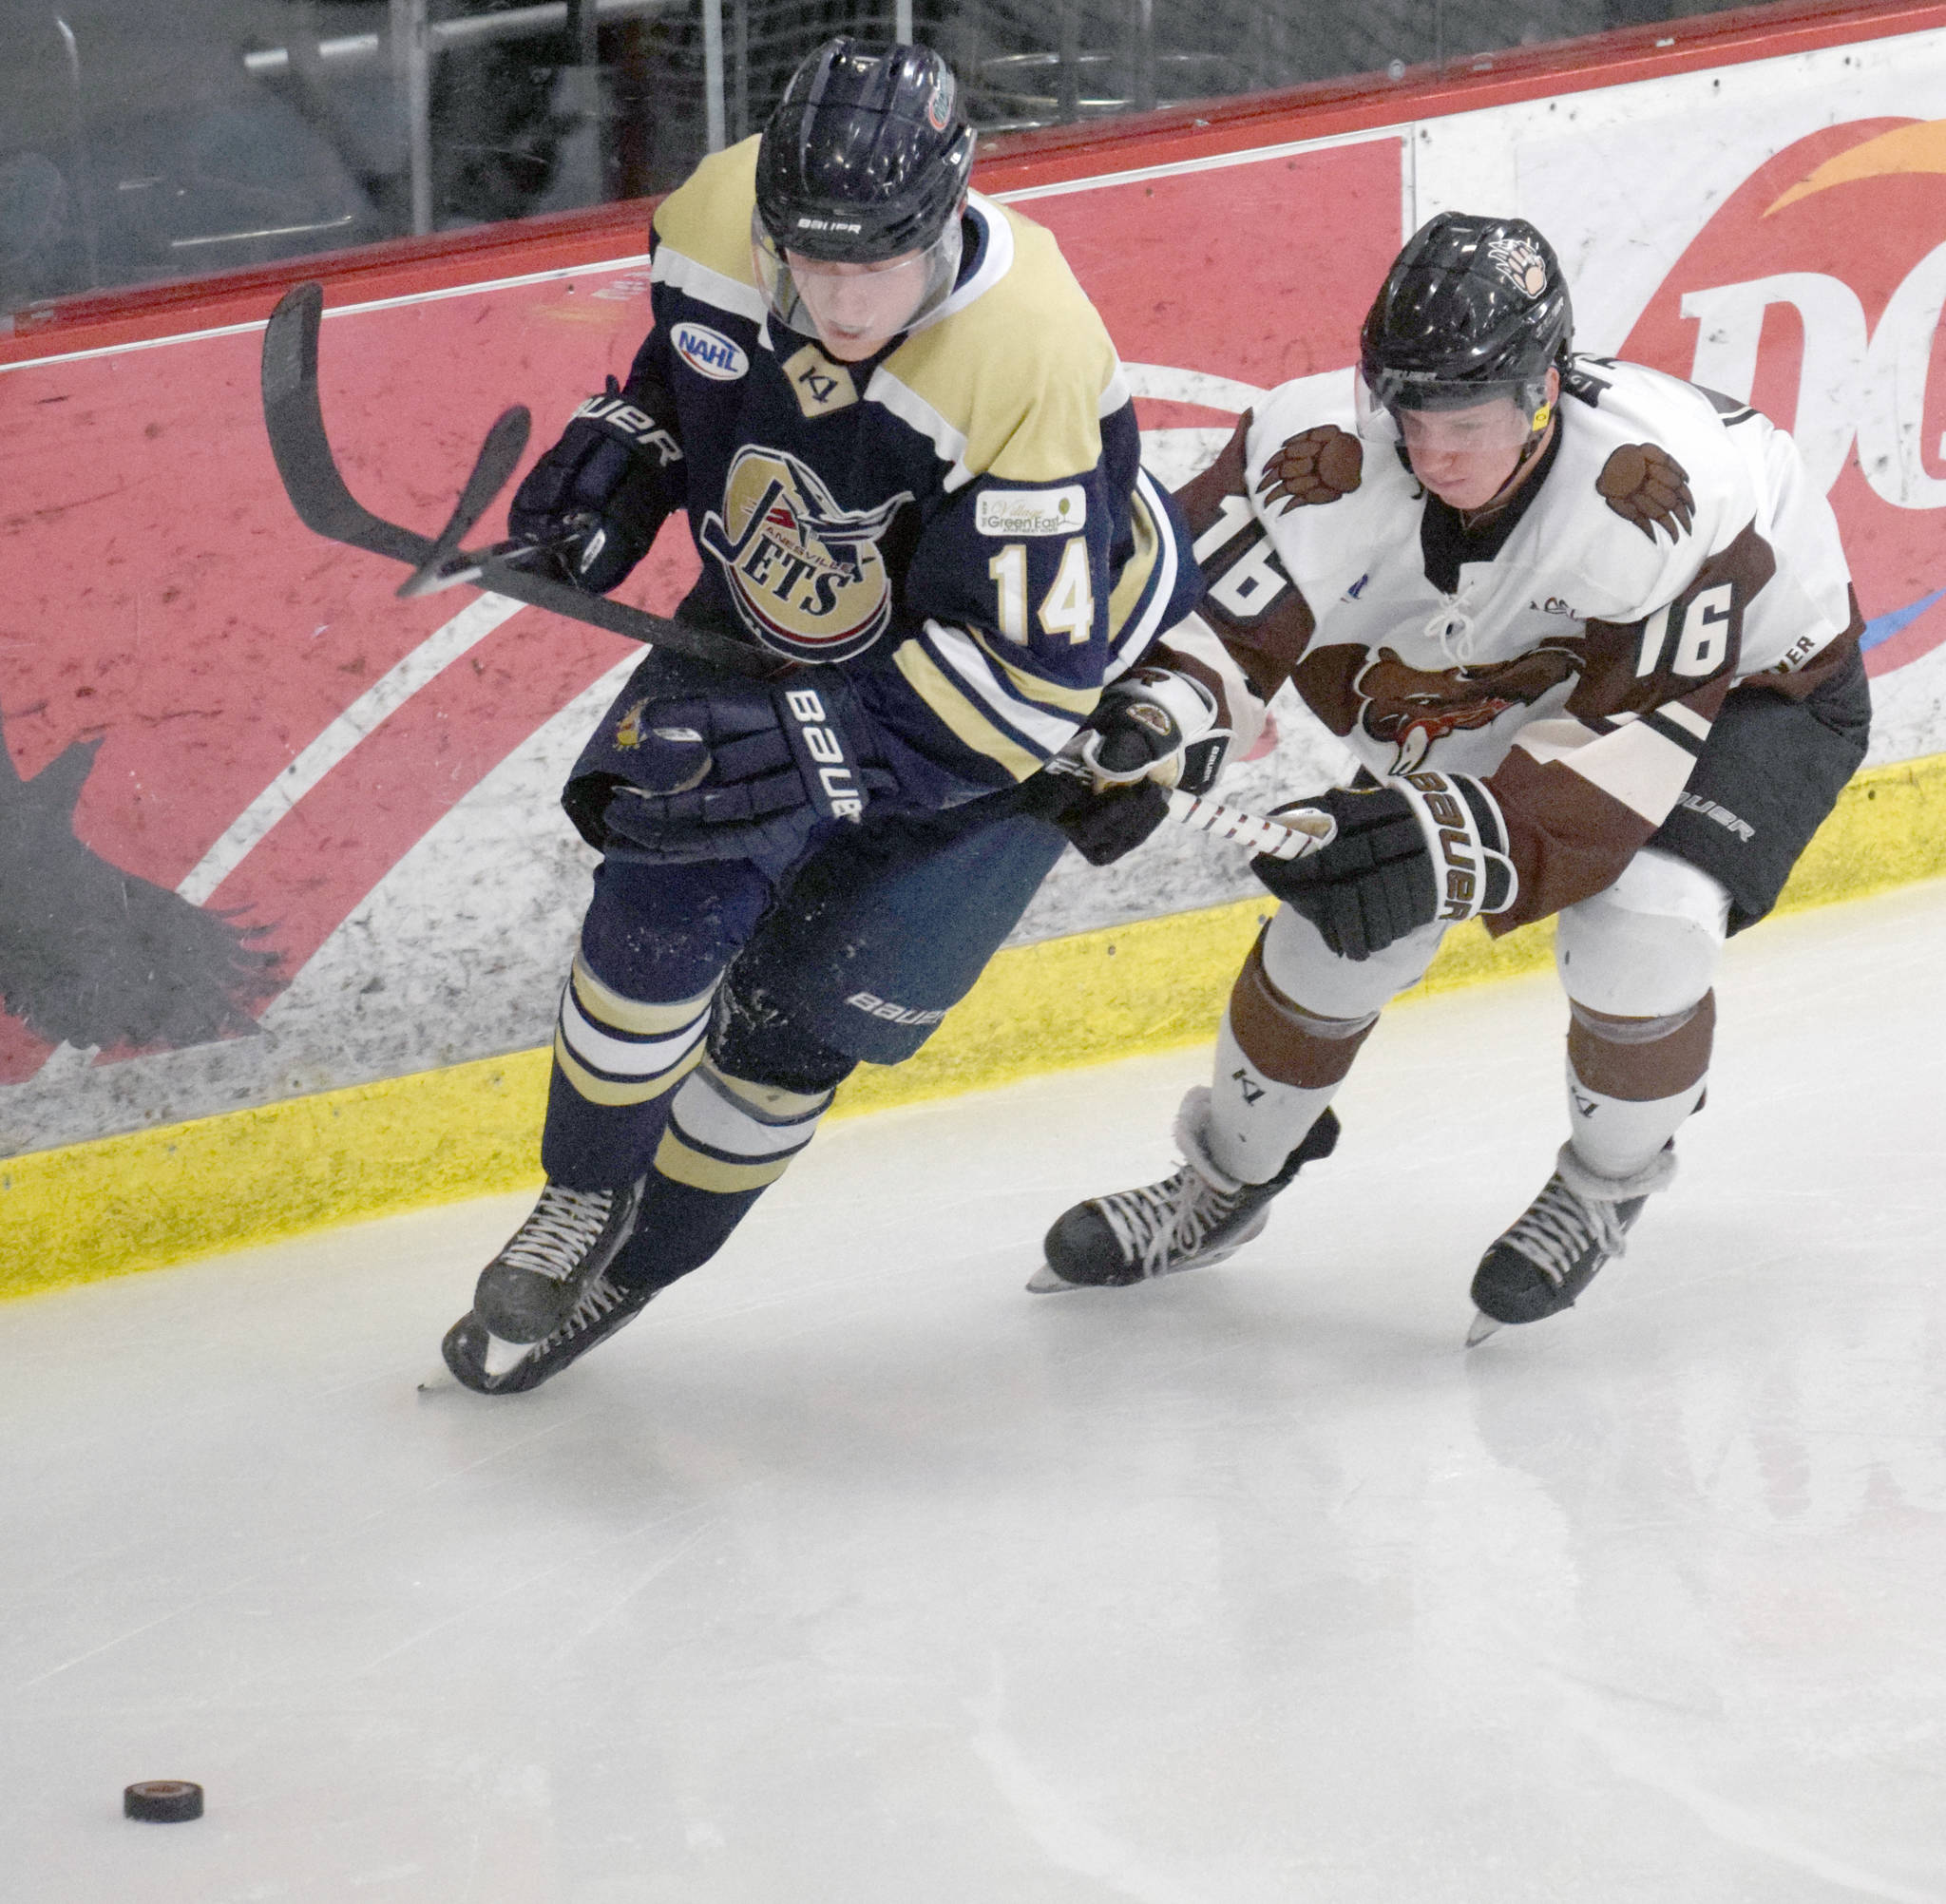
top-left (507, 374), bottom-right (685, 594)
top-left (563, 666), bottom-right (898, 866)
top-left (1017, 666), bottom-right (1231, 866)
top-left (1251, 771), bottom-right (1517, 961)
top-left (1071, 666), bottom-right (1230, 793)
top-left (1014, 768), bottom-right (1172, 866)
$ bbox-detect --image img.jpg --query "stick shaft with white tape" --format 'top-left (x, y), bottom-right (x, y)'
top-left (1039, 754), bottom-right (1335, 860)
top-left (1163, 788), bottom-right (1332, 860)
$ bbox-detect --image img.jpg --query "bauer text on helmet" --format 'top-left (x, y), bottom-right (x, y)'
top-left (752, 40), bottom-right (976, 360)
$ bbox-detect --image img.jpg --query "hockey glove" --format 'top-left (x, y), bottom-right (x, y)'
top-left (1251, 770), bottom-right (1517, 961)
top-left (1018, 666), bottom-right (1231, 866)
top-left (1069, 666), bottom-right (1230, 793)
top-left (563, 667), bottom-right (897, 866)
top-left (508, 374), bottom-right (685, 594)
top-left (1014, 769), bottom-right (1172, 866)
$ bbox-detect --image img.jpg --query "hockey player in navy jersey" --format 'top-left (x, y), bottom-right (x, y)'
top-left (439, 39), bottom-right (1222, 1392)
top-left (1037, 213), bottom-right (1871, 1340)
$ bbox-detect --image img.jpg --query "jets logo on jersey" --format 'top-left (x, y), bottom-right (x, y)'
top-left (700, 447), bottom-right (913, 662)
top-left (671, 322), bottom-right (748, 381)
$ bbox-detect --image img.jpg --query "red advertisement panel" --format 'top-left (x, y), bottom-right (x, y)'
top-left (1623, 116), bottom-right (1946, 674)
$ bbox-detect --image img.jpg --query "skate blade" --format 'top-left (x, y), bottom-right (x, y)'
top-left (483, 1332), bottom-right (535, 1378)
top-left (1464, 1310), bottom-right (1505, 1347)
top-left (421, 1324), bottom-right (536, 1392)
top-left (1025, 1263), bottom-right (1082, 1294)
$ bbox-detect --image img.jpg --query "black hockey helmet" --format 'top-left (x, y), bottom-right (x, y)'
top-left (754, 39), bottom-right (976, 264)
top-left (1357, 213), bottom-right (1573, 433)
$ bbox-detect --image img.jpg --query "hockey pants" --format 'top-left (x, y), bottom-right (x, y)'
top-left (541, 795), bottom-right (1067, 1297)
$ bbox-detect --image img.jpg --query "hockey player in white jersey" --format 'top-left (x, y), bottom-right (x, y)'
top-left (1037, 213), bottom-right (1870, 1338)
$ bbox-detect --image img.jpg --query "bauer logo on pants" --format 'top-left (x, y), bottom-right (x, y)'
top-left (700, 447), bottom-right (913, 663)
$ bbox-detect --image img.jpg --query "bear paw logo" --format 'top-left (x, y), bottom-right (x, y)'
top-left (1485, 233), bottom-right (1550, 297)
top-left (1596, 442), bottom-right (1696, 543)
top-left (1255, 425), bottom-right (1363, 513)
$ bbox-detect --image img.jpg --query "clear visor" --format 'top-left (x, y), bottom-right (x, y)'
top-left (1354, 371), bottom-right (1544, 453)
top-left (752, 212), bottom-right (964, 347)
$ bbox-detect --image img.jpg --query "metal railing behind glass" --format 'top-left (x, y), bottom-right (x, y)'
top-left (0, 0), bottom-right (1787, 319)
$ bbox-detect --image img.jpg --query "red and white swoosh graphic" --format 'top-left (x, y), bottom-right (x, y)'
top-left (1623, 116), bottom-right (1946, 676)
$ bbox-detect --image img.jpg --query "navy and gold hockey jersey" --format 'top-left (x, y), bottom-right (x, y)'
top-left (1181, 357), bottom-right (1863, 928)
top-left (620, 139), bottom-right (1196, 801)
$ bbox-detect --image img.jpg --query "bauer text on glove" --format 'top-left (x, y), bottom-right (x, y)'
top-left (507, 372), bottom-right (684, 594)
top-left (563, 666), bottom-right (897, 866)
top-left (1250, 771), bottom-right (1517, 961)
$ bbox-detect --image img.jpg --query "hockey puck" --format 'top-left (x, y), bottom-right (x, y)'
top-left (124, 1780), bottom-right (203, 1823)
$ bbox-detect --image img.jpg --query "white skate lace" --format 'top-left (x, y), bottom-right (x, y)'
top-left (1501, 1174), bottom-right (1631, 1289)
top-left (1096, 1168), bottom-right (1247, 1278)
top-left (498, 1185), bottom-right (615, 1286)
top-left (539, 1271), bottom-right (628, 1350)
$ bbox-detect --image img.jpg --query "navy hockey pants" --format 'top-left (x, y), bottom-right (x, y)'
top-left (541, 790), bottom-right (1068, 1188)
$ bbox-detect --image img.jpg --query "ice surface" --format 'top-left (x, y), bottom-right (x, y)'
top-left (4, 881), bottom-right (1945, 1903)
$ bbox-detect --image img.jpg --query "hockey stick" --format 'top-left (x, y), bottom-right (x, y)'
top-left (1163, 786), bottom-right (1332, 861)
top-left (394, 405), bottom-right (532, 600)
top-left (1039, 755), bottom-right (1334, 861)
top-left (258, 281), bottom-right (776, 680)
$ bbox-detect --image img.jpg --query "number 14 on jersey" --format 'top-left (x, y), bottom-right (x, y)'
top-left (989, 539), bottom-right (1096, 644)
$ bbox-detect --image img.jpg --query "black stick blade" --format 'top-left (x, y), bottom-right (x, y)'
top-left (258, 279), bottom-right (775, 679)
top-left (260, 282), bottom-right (433, 567)
top-left (395, 406), bottom-right (533, 600)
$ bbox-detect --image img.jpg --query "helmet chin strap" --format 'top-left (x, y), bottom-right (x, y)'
top-left (1460, 405), bottom-right (1555, 525)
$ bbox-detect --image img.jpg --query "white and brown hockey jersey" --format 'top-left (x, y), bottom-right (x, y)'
top-left (1180, 356), bottom-right (1862, 931)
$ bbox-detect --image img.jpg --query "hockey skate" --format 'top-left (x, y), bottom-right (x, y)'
top-left (441, 1267), bottom-right (658, 1395)
top-left (1466, 1141), bottom-right (1677, 1342)
top-left (472, 1177), bottom-right (647, 1344)
top-left (1031, 1093), bottom-right (1339, 1291)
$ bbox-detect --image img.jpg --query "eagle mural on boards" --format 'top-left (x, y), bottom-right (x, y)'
top-left (0, 710), bottom-right (280, 1056)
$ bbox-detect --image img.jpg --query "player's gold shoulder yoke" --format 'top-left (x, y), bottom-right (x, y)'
top-left (1255, 425), bottom-right (1363, 513)
top-left (1596, 442), bottom-right (1695, 543)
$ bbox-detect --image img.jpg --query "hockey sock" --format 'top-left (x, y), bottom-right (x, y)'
top-left (543, 855), bottom-right (779, 1186)
top-left (1205, 938), bottom-right (1375, 1185)
top-left (542, 959), bottom-right (719, 1186)
top-left (610, 1059), bottom-right (840, 1297)
top-left (1563, 992), bottom-right (1713, 1180)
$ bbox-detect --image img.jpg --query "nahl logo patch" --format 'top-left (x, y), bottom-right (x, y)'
top-left (671, 321), bottom-right (748, 382)
top-left (976, 486), bottom-right (1087, 537)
